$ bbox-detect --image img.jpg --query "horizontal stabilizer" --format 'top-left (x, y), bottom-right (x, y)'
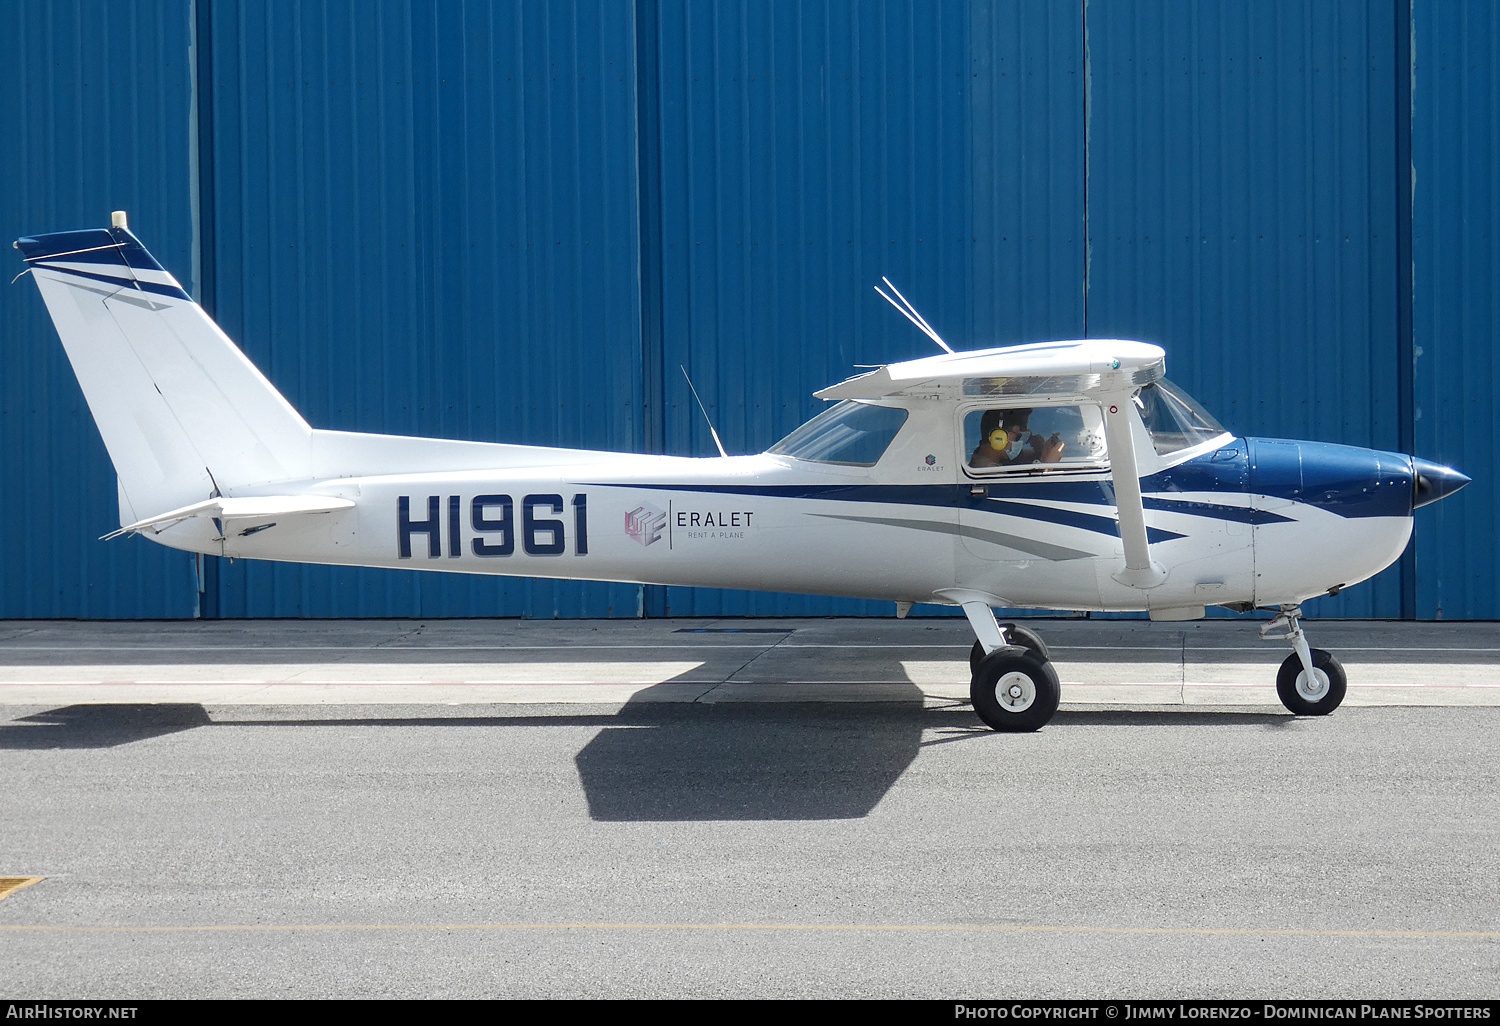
top-left (102, 495), bottom-right (355, 541)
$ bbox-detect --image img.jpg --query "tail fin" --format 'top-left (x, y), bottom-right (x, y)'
top-left (15, 216), bottom-right (312, 525)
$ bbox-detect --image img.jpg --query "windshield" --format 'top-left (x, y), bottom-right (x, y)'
top-left (1136, 380), bottom-right (1227, 455)
top-left (767, 401), bottom-right (909, 466)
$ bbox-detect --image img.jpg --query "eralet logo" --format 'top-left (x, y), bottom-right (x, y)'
top-left (625, 504), bottom-right (667, 547)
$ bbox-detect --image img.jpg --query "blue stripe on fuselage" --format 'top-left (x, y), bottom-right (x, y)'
top-left (980, 497), bottom-right (1185, 542)
top-left (586, 481), bottom-right (1183, 541)
top-left (1142, 497), bottom-right (1290, 525)
top-left (584, 435), bottom-right (1412, 528)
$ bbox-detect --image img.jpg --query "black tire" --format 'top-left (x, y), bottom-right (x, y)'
top-left (1275, 649), bottom-right (1347, 716)
top-left (969, 623), bottom-right (1050, 672)
top-left (970, 646), bottom-right (1062, 732)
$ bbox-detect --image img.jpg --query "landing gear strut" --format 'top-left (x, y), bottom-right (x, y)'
top-left (969, 623), bottom-right (1050, 672)
top-left (961, 602), bottom-right (1060, 732)
top-left (1261, 606), bottom-right (1347, 716)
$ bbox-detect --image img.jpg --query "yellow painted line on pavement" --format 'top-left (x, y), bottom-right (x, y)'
top-left (0, 877), bottom-right (44, 901)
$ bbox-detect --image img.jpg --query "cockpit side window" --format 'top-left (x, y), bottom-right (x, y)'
top-left (767, 400), bottom-right (909, 466)
top-left (1136, 380), bottom-right (1227, 455)
top-left (964, 404), bottom-right (1108, 473)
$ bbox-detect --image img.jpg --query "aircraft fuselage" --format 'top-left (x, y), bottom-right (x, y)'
top-left (146, 432), bottom-right (1430, 617)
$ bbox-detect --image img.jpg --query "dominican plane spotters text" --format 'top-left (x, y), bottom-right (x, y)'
top-left (15, 213), bottom-right (1469, 731)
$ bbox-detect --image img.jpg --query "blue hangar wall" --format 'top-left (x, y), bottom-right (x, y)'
top-left (1, 0), bottom-right (1494, 620)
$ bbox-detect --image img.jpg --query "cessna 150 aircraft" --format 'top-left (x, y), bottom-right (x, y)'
top-left (15, 214), bottom-right (1470, 731)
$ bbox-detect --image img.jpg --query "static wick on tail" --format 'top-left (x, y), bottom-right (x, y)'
top-left (874, 277), bottom-right (953, 354)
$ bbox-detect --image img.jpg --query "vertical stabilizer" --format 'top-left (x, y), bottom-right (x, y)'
top-left (15, 221), bottom-right (313, 524)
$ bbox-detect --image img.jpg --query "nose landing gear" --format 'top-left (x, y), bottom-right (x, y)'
top-left (1261, 606), bottom-right (1348, 716)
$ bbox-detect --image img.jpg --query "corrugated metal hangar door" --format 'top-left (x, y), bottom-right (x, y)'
top-left (2, 1), bottom-right (1493, 619)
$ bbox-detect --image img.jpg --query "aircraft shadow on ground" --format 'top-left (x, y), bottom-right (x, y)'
top-left (574, 700), bottom-right (927, 821)
top-left (569, 674), bottom-right (1293, 820)
top-left (0, 703), bottom-right (212, 749)
top-left (0, 696), bottom-right (932, 818)
top-left (0, 698), bottom-right (1290, 821)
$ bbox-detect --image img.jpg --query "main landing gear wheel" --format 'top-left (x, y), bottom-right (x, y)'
top-left (1276, 648), bottom-right (1347, 716)
top-left (970, 646), bottom-right (1061, 733)
top-left (969, 623), bottom-right (1051, 672)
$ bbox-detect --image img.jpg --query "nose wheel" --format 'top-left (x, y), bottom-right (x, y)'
top-left (1262, 606), bottom-right (1348, 716)
top-left (1275, 648), bottom-right (1347, 715)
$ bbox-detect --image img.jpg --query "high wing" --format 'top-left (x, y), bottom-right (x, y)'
top-left (818, 339), bottom-right (1169, 588)
top-left (814, 338), bottom-right (1166, 401)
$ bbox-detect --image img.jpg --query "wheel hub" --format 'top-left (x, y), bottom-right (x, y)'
top-left (996, 671), bottom-right (1036, 712)
top-left (1296, 667), bottom-right (1330, 701)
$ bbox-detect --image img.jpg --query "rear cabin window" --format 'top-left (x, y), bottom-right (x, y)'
top-left (767, 401), bottom-right (909, 466)
top-left (964, 404), bottom-right (1107, 473)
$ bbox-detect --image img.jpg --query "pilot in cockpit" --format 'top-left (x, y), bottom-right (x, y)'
top-left (970, 408), bottom-right (1066, 468)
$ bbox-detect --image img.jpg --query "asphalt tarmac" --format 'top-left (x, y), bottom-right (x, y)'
top-left (1, 617), bottom-right (1497, 999)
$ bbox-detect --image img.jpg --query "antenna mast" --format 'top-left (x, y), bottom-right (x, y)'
top-left (680, 366), bottom-right (729, 458)
top-left (874, 277), bottom-right (953, 354)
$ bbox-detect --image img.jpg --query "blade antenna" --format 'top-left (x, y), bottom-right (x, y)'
top-left (874, 278), bottom-right (953, 354)
top-left (680, 365), bottom-right (729, 458)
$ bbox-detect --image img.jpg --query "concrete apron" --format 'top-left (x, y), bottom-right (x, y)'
top-left (0, 617), bottom-right (1495, 708)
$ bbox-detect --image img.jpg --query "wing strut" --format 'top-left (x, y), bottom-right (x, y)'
top-left (1100, 394), bottom-right (1166, 589)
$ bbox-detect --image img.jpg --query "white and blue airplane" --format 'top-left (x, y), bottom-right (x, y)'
top-left (15, 213), bottom-right (1470, 731)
